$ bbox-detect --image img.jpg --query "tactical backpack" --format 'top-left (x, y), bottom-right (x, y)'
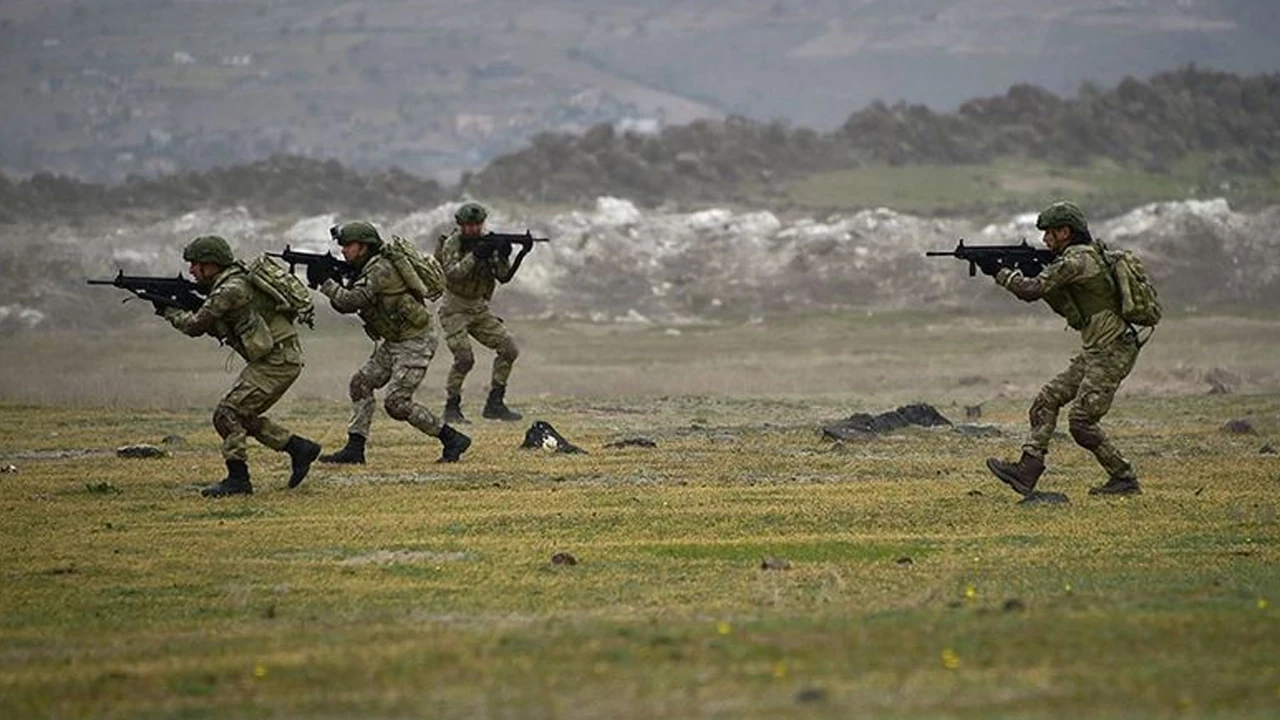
top-left (242, 254), bottom-right (317, 328)
top-left (383, 235), bottom-right (445, 302)
top-left (1099, 242), bottom-right (1162, 328)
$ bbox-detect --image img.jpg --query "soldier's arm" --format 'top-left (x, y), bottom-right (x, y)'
top-left (995, 252), bottom-right (1087, 302)
top-left (489, 247), bottom-right (512, 280)
top-left (440, 236), bottom-right (478, 283)
top-left (163, 281), bottom-right (250, 336)
top-left (320, 263), bottom-right (385, 314)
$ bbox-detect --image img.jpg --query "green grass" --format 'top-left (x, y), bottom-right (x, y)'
top-left (786, 158), bottom-right (1280, 217)
top-left (2, 314), bottom-right (1280, 718)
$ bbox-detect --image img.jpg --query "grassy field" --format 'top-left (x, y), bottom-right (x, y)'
top-left (2, 311), bottom-right (1279, 719)
top-left (785, 158), bottom-right (1280, 217)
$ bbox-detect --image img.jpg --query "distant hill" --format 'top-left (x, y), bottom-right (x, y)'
top-left (2, 0), bottom-right (1279, 182)
top-left (4, 67), bottom-right (1279, 222)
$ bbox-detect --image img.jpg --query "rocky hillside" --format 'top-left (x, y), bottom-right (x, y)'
top-left (3, 197), bottom-right (1275, 336)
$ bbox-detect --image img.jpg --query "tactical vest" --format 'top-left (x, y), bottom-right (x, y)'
top-left (356, 254), bottom-right (432, 342)
top-left (1052, 245), bottom-right (1117, 323)
top-left (209, 267), bottom-right (298, 362)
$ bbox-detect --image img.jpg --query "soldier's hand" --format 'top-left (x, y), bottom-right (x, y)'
top-left (975, 257), bottom-right (1003, 277)
top-left (305, 264), bottom-right (327, 289)
top-left (473, 243), bottom-right (494, 260)
top-left (151, 300), bottom-right (167, 316)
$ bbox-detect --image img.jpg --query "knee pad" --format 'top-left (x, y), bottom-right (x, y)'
top-left (499, 339), bottom-right (520, 362)
top-left (212, 405), bottom-right (241, 439)
top-left (1069, 419), bottom-right (1104, 450)
top-left (452, 351), bottom-right (475, 374)
top-left (1029, 394), bottom-right (1057, 427)
top-left (383, 394), bottom-right (413, 422)
top-left (349, 372), bottom-right (373, 402)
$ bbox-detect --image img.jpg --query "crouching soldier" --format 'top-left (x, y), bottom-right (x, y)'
top-left (315, 221), bottom-right (471, 464)
top-left (161, 235), bottom-right (321, 497)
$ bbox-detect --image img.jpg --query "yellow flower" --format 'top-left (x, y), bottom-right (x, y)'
top-left (716, 621), bottom-right (732, 635)
top-left (941, 648), bottom-right (960, 670)
top-left (964, 585), bottom-right (977, 601)
top-left (1258, 597), bottom-right (1269, 610)
top-left (773, 661), bottom-right (787, 679)
top-left (253, 663), bottom-right (268, 679)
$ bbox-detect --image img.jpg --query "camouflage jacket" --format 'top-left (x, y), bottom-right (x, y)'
top-left (996, 243), bottom-right (1125, 350)
top-left (164, 265), bottom-right (298, 362)
top-left (435, 229), bottom-right (512, 307)
top-left (320, 252), bottom-right (430, 342)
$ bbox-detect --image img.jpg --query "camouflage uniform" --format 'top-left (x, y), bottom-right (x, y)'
top-left (995, 243), bottom-right (1140, 482)
top-left (320, 253), bottom-right (443, 438)
top-left (436, 228), bottom-right (520, 398)
top-left (163, 266), bottom-right (303, 463)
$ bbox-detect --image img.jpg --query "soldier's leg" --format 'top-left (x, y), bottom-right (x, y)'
top-left (1069, 337), bottom-right (1141, 489)
top-left (321, 344), bottom-right (392, 464)
top-left (441, 310), bottom-right (476, 423)
top-left (1024, 353), bottom-right (1087, 459)
top-left (987, 353), bottom-right (1085, 495)
top-left (383, 336), bottom-right (471, 462)
top-left (382, 337), bottom-right (442, 436)
top-left (347, 343), bottom-right (394, 438)
top-left (472, 312), bottom-right (522, 421)
top-left (205, 360), bottom-right (298, 496)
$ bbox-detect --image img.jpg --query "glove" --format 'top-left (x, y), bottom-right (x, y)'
top-left (305, 263), bottom-right (327, 290)
top-left (152, 300), bottom-right (167, 316)
top-left (473, 243), bottom-right (494, 260)
top-left (974, 257), bottom-right (1003, 277)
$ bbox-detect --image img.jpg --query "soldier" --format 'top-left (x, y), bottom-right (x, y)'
top-left (983, 201), bottom-right (1144, 497)
top-left (436, 202), bottom-right (523, 423)
top-left (160, 235), bottom-right (321, 497)
top-left (315, 221), bottom-right (471, 465)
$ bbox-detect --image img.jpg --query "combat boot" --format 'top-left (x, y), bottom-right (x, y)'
top-left (1088, 475), bottom-right (1142, 496)
top-left (443, 394), bottom-right (469, 424)
top-left (985, 451), bottom-right (1045, 496)
top-left (201, 459), bottom-right (253, 497)
top-left (437, 424), bottom-right (472, 463)
top-left (319, 433), bottom-right (366, 464)
top-left (284, 435), bottom-right (321, 488)
top-left (481, 384), bottom-right (522, 421)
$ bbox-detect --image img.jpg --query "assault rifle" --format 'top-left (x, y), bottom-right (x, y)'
top-left (267, 245), bottom-right (357, 288)
top-left (926, 239), bottom-right (1056, 277)
top-left (462, 231), bottom-right (551, 283)
top-left (87, 271), bottom-right (206, 312)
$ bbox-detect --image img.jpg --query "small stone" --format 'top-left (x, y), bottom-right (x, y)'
top-left (1259, 443), bottom-right (1277, 455)
top-left (1002, 598), bottom-right (1026, 612)
top-left (760, 556), bottom-right (791, 570)
top-left (550, 552), bottom-right (577, 566)
top-left (0, 464), bottom-right (16, 474)
top-left (966, 489), bottom-right (983, 497)
top-left (115, 444), bottom-right (167, 459)
top-left (1221, 419), bottom-right (1255, 434)
top-left (793, 687), bottom-right (827, 704)
top-left (895, 556), bottom-right (914, 566)
top-left (160, 434), bottom-right (186, 447)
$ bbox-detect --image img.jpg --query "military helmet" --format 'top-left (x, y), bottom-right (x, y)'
top-left (331, 221), bottom-right (383, 248)
top-left (1035, 201), bottom-right (1089, 233)
top-left (454, 202), bottom-right (488, 225)
top-left (182, 235), bottom-right (235, 266)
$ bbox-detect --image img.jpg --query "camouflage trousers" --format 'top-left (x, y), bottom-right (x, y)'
top-left (439, 302), bottom-right (519, 397)
top-left (214, 337), bottom-right (302, 462)
top-left (346, 335), bottom-right (442, 438)
top-left (1024, 333), bottom-right (1141, 479)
